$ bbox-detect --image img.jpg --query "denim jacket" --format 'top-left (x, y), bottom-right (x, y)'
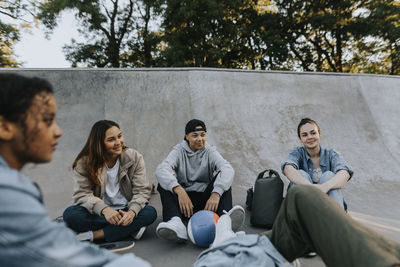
top-left (0, 156), bottom-right (150, 267)
top-left (194, 234), bottom-right (291, 267)
top-left (281, 146), bottom-right (353, 180)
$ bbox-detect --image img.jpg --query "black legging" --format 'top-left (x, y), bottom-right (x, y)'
top-left (157, 182), bottom-right (232, 222)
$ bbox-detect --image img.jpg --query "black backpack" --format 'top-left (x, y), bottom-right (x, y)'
top-left (249, 169), bottom-right (284, 228)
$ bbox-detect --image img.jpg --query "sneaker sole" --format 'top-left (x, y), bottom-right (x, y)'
top-left (228, 206), bottom-right (245, 232)
top-left (305, 252), bottom-right (317, 257)
top-left (134, 227), bottom-right (146, 240)
top-left (156, 227), bottom-right (187, 243)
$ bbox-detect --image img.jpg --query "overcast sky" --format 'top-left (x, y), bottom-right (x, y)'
top-left (14, 12), bottom-right (79, 68)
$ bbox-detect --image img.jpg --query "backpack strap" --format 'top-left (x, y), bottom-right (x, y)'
top-left (256, 169), bottom-right (280, 180)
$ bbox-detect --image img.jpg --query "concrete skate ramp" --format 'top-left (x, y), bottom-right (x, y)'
top-left (4, 68), bottom-right (400, 266)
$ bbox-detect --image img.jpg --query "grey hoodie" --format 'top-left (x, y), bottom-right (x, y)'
top-left (156, 140), bottom-right (234, 195)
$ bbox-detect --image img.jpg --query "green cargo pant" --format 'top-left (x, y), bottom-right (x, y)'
top-left (262, 185), bottom-right (400, 267)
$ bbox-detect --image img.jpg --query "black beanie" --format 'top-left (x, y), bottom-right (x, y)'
top-left (185, 119), bottom-right (207, 135)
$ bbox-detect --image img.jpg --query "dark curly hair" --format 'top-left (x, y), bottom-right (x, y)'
top-left (0, 73), bottom-right (53, 125)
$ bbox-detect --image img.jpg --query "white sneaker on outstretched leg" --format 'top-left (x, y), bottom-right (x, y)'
top-left (156, 216), bottom-right (187, 242)
top-left (226, 205), bottom-right (245, 232)
top-left (210, 213), bottom-right (237, 248)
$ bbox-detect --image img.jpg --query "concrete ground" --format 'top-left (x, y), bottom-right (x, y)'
top-left (4, 68), bottom-right (400, 266)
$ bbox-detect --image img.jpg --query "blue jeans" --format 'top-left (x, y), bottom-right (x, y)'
top-left (288, 170), bottom-right (345, 209)
top-left (63, 205), bottom-right (157, 242)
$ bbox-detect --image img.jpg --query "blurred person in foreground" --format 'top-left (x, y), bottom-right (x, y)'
top-left (0, 73), bottom-right (150, 267)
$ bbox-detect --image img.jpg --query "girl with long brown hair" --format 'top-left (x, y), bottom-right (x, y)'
top-left (63, 120), bottom-right (156, 242)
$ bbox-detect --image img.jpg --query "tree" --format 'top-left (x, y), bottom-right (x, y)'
top-left (237, 1), bottom-right (290, 70)
top-left (273, 0), bottom-right (374, 72)
top-left (38, 0), bottom-right (162, 67)
top-left (162, 0), bottom-right (251, 68)
top-left (121, 0), bottom-right (164, 67)
top-left (36, 0), bottom-right (399, 73)
top-left (0, 0), bottom-right (37, 67)
top-left (0, 21), bottom-right (19, 67)
top-left (365, 0), bottom-right (400, 75)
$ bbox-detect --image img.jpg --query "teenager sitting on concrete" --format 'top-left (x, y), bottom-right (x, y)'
top-left (155, 119), bottom-right (244, 242)
top-left (63, 120), bottom-right (157, 242)
top-left (282, 117), bottom-right (353, 209)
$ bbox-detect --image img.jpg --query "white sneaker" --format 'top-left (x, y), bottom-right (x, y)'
top-left (292, 259), bottom-right (301, 267)
top-left (156, 217), bottom-right (187, 242)
top-left (210, 214), bottom-right (237, 248)
top-left (133, 226), bottom-right (146, 240)
top-left (76, 231), bottom-right (93, 242)
top-left (226, 205), bottom-right (245, 232)
top-left (305, 251), bottom-right (317, 257)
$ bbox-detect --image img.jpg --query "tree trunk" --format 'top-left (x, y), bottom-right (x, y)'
top-left (335, 28), bottom-right (343, 72)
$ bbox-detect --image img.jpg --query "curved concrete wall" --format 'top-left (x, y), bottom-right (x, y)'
top-left (3, 68), bottom-right (400, 220)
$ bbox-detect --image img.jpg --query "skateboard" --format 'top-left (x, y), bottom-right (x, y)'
top-left (52, 216), bottom-right (135, 252)
top-left (99, 240), bottom-right (135, 253)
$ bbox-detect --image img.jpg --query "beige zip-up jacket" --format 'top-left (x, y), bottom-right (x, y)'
top-left (72, 148), bottom-right (151, 216)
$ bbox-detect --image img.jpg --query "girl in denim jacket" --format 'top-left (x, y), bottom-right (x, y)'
top-left (281, 118), bottom-right (353, 209)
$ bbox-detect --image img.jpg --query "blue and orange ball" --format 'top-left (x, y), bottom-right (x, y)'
top-left (187, 210), bottom-right (219, 247)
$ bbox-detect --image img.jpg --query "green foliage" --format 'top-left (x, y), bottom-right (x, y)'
top-left (0, 21), bottom-right (19, 67)
top-left (123, 0), bottom-right (164, 67)
top-left (273, 0), bottom-right (374, 72)
top-left (162, 0), bottom-right (249, 67)
top-left (0, 0), bottom-right (37, 67)
top-left (38, 0), bottom-right (163, 67)
top-left (366, 0), bottom-right (400, 74)
top-left (0, 0), bottom-right (34, 20)
top-left (160, 0), bottom-right (400, 74)
top-left (236, 1), bottom-right (290, 70)
top-left (36, 0), bottom-right (400, 74)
